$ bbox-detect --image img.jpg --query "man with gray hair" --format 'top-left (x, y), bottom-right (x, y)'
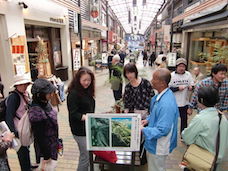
top-left (192, 66), bottom-right (204, 85)
top-left (141, 68), bottom-right (179, 171)
top-left (110, 54), bottom-right (123, 101)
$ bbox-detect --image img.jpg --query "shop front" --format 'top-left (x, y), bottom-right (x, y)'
top-left (82, 28), bottom-right (102, 66)
top-left (0, 0), bottom-right (33, 93)
top-left (187, 29), bottom-right (228, 75)
top-left (23, 0), bottom-right (70, 81)
top-left (182, 3), bottom-right (228, 75)
top-left (0, 0), bottom-right (71, 91)
top-left (25, 25), bottom-right (65, 81)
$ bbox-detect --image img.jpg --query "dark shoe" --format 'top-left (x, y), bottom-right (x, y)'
top-left (31, 164), bottom-right (39, 169)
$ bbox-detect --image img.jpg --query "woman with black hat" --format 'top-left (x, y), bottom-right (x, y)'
top-left (28, 78), bottom-right (59, 171)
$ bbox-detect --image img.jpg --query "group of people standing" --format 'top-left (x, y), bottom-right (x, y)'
top-left (66, 50), bottom-right (228, 171)
top-left (0, 73), bottom-right (59, 171)
top-left (0, 52), bottom-right (227, 171)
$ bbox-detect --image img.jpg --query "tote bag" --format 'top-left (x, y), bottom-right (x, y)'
top-left (183, 144), bottom-right (215, 171)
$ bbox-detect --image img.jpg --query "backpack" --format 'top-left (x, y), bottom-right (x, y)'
top-left (0, 99), bottom-right (7, 121)
top-left (17, 109), bottom-right (34, 146)
top-left (0, 91), bottom-right (18, 121)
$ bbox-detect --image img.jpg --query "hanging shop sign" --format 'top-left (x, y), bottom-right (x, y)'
top-left (108, 31), bottom-right (113, 43)
top-left (73, 48), bottom-right (81, 70)
top-left (167, 53), bottom-right (177, 67)
top-left (91, 6), bottom-right (99, 18)
top-left (11, 36), bottom-right (29, 75)
top-left (90, 0), bottom-right (101, 24)
top-left (73, 11), bottom-right (79, 34)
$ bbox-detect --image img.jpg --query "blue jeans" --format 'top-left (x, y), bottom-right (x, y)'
top-left (57, 84), bottom-right (65, 102)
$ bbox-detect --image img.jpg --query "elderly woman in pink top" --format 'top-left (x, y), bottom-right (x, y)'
top-left (5, 73), bottom-right (33, 171)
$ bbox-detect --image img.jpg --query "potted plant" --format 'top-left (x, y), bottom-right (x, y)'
top-left (112, 98), bottom-right (124, 113)
top-left (212, 44), bottom-right (228, 64)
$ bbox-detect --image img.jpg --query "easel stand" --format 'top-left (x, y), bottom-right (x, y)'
top-left (89, 151), bottom-right (138, 171)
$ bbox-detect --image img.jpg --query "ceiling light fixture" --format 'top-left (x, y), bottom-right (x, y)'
top-left (18, 2), bottom-right (28, 9)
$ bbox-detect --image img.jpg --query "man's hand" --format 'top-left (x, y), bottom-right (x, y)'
top-left (141, 120), bottom-right (148, 127)
top-left (188, 86), bottom-right (193, 91)
top-left (187, 108), bottom-right (193, 115)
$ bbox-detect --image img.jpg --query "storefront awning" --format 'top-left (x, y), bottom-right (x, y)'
top-left (182, 5), bottom-right (228, 29)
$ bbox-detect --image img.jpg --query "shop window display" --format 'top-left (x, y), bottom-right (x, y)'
top-left (189, 31), bottom-right (228, 75)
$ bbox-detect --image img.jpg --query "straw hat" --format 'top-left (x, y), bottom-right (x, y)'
top-left (11, 73), bottom-right (32, 88)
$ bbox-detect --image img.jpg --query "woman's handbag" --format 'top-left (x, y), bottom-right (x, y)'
top-left (182, 113), bottom-right (222, 171)
top-left (50, 92), bottom-right (61, 106)
top-left (93, 151), bottom-right (117, 163)
top-left (57, 138), bottom-right (63, 156)
top-left (182, 144), bottom-right (215, 171)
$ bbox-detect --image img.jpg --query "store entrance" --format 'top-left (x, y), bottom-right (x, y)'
top-left (27, 41), bottom-right (51, 81)
top-left (25, 25), bottom-right (62, 81)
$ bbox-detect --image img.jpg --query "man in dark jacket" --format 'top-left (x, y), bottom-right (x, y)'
top-left (107, 50), bottom-right (116, 79)
top-left (149, 52), bottom-right (156, 66)
top-left (119, 50), bottom-right (126, 65)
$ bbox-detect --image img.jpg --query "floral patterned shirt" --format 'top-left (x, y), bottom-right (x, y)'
top-left (124, 78), bottom-right (154, 112)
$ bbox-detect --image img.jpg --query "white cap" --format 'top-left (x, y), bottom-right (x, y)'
top-left (11, 73), bottom-right (32, 88)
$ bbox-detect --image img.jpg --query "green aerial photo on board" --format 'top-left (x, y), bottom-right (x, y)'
top-left (111, 118), bottom-right (132, 147)
top-left (90, 118), bottom-right (110, 147)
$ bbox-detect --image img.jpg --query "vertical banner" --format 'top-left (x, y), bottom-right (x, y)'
top-left (90, 0), bottom-right (101, 24)
top-left (167, 53), bottom-right (177, 67)
top-left (73, 11), bottom-right (79, 34)
top-left (73, 48), bottom-right (81, 70)
top-left (11, 36), bottom-right (30, 75)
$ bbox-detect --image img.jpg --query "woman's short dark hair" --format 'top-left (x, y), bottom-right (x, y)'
top-left (123, 63), bottom-right (138, 79)
top-left (67, 67), bottom-right (95, 97)
top-left (211, 64), bottom-right (227, 76)
top-left (32, 92), bottom-right (47, 102)
top-left (198, 86), bottom-right (219, 107)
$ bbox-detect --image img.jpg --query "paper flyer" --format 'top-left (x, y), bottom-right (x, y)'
top-left (0, 121), bottom-right (21, 151)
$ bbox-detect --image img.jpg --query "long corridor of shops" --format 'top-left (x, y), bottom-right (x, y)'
top-left (6, 55), bottom-right (186, 171)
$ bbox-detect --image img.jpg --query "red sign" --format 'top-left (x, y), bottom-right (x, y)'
top-left (108, 31), bottom-right (113, 43)
top-left (91, 6), bottom-right (99, 18)
top-left (150, 34), bottom-right (156, 45)
top-left (12, 45), bottom-right (24, 54)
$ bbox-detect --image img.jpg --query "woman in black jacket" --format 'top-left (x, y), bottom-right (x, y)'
top-left (67, 67), bottom-right (95, 171)
top-left (28, 78), bottom-right (58, 171)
